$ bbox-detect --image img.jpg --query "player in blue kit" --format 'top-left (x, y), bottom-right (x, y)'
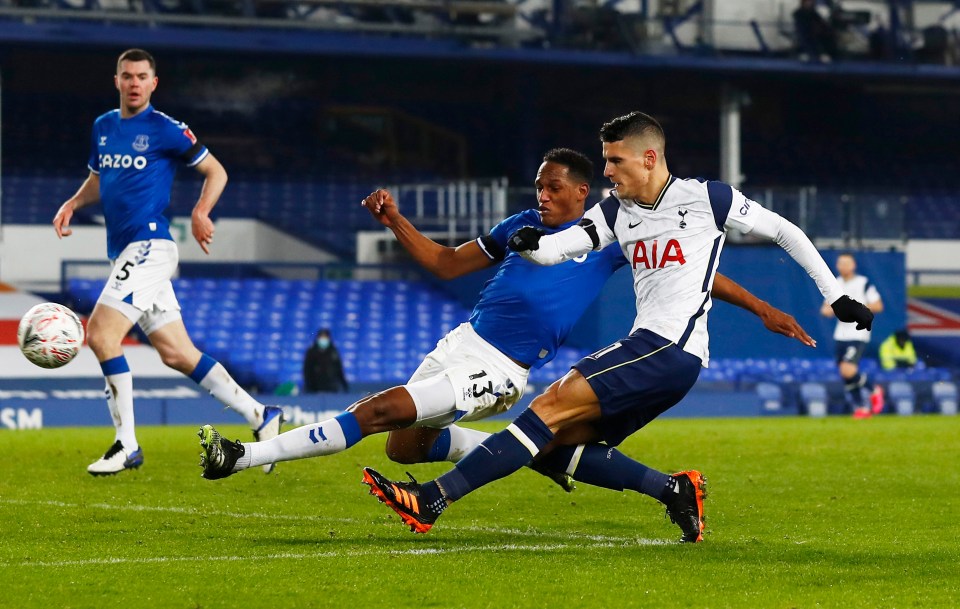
top-left (361, 112), bottom-right (874, 542)
top-left (196, 148), bottom-right (813, 482)
top-left (53, 49), bottom-right (283, 476)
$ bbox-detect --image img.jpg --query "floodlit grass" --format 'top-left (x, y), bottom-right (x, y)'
top-left (1, 416), bottom-right (958, 609)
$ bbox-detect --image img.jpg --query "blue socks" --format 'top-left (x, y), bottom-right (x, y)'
top-left (426, 429), bottom-right (452, 462)
top-left (424, 409), bottom-right (554, 504)
top-left (537, 443), bottom-right (678, 504)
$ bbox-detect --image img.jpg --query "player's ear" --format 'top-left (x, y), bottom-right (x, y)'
top-left (578, 182), bottom-right (590, 199)
top-left (644, 148), bottom-right (658, 169)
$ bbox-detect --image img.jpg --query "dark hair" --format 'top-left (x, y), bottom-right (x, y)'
top-left (542, 148), bottom-right (593, 184)
top-left (599, 111), bottom-right (665, 146)
top-left (837, 252), bottom-right (856, 260)
top-left (117, 49), bottom-right (156, 73)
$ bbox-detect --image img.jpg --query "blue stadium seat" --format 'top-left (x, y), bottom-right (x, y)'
top-left (887, 381), bottom-right (915, 416)
top-left (799, 382), bottom-right (828, 418)
top-left (931, 381), bottom-right (958, 415)
top-left (756, 382), bottom-right (784, 414)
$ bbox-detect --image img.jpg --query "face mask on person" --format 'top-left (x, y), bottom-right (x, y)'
top-left (317, 337), bottom-right (330, 349)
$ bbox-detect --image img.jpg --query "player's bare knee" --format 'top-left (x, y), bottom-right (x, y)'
top-left (351, 388), bottom-right (414, 435)
top-left (85, 327), bottom-right (118, 359)
top-left (158, 347), bottom-right (192, 373)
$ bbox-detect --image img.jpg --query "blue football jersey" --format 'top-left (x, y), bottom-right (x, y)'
top-left (471, 208), bottom-right (626, 368)
top-left (87, 104), bottom-right (208, 259)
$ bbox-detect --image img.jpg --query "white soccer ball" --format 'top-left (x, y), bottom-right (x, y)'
top-left (17, 303), bottom-right (85, 369)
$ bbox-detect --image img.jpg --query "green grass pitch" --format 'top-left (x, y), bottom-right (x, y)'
top-left (1, 416), bottom-right (958, 609)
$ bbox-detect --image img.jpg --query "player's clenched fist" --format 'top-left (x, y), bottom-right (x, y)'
top-left (507, 226), bottom-right (545, 252)
top-left (361, 188), bottom-right (400, 228)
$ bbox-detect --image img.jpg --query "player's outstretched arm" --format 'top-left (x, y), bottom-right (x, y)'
top-left (508, 224), bottom-right (594, 266)
top-left (744, 208), bottom-right (873, 331)
top-left (712, 273), bottom-right (815, 347)
top-left (54, 172), bottom-right (100, 239)
top-left (361, 188), bottom-right (493, 280)
top-left (191, 153), bottom-right (228, 255)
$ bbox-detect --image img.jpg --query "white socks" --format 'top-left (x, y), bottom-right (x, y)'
top-left (104, 372), bottom-right (137, 451)
top-left (236, 412), bottom-right (362, 471)
top-left (444, 425), bottom-right (491, 462)
top-left (196, 361), bottom-right (262, 428)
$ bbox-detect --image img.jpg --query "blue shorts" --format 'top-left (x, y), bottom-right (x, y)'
top-left (572, 329), bottom-right (702, 447)
top-left (835, 341), bottom-right (866, 364)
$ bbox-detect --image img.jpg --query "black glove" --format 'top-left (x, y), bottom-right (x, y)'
top-left (507, 226), bottom-right (545, 252)
top-left (831, 295), bottom-right (874, 331)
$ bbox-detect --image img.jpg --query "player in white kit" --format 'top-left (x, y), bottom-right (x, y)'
top-left (820, 253), bottom-right (885, 417)
top-left (362, 111), bottom-right (874, 542)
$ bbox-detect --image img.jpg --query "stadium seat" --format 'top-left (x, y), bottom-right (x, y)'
top-left (887, 381), bottom-right (915, 416)
top-left (756, 382), bottom-right (783, 413)
top-left (799, 382), bottom-right (828, 418)
top-left (931, 381), bottom-right (958, 415)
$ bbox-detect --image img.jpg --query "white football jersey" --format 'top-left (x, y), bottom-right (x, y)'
top-left (582, 176), bottom-right (765, 366)
top-left (833, 274), bottom-right (881, 342)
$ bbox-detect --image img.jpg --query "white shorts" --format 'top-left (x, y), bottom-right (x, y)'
top-left (97, 239), bottom-right (183, 335)
top-left (407, 322), bottom-right (528, 427)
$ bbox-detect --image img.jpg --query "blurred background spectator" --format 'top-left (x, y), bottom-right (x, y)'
top-left (303, 329), bottom-right (350, 393)
top-left (880, 329), bottom-right (918, 371)
top-left (793, 0), bottom-right (838, 62)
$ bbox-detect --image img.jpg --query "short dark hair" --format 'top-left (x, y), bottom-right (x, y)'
top-left (599, 111), bottom-right (665, 146)
top-left (542, 148), bottom-right (593, 184)
top-left (117, 49), bottom-right (156, 74)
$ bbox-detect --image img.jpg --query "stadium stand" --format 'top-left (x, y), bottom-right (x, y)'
top-left (62, 276), bottom-right (958, 403)
top-left (66, 276), bottom-right (592, 391)
top-left (2, 3), bottom-right (959, 417)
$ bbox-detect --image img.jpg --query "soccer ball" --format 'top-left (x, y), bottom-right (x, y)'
top-left (17, 303), bottom-right (85, 369)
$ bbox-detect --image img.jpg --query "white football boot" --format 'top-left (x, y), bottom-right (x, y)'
top-left (87, 440), bottom-right (144, 476)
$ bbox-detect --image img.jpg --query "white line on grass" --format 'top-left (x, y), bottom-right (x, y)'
top-left (4, 539), bottom-right (669, 569)
top-left (0, 498), bottom-right (649, 545)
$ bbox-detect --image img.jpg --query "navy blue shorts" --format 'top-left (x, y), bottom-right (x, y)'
top-left (835, 341), bottom-right (866, 364)
top-left (572, 329), bottom-right (702, 447)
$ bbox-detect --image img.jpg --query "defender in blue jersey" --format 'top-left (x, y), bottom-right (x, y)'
top-left (53, 49), bottom-right (283, 476)
top-left (196, 148), bottom-right (813, 482)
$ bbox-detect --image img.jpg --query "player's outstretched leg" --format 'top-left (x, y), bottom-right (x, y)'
top-left (362, 467), bottom-right (448, 533)
top-left (664, 470), bottom-right (707, 543)
top-left (88, 440), bottom-right (144, 476)
top-left (198, 425), bottom-right (245, 480)
top-left (405, 426), bottom-right (575, 493)
top-left (365, 408), bottom-right (556, 533)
